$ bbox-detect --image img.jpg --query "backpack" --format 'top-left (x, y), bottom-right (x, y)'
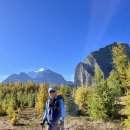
top-left (57, 95), bottom-right (64, 102)
top-left (47, 95), bottom-right (64, 109)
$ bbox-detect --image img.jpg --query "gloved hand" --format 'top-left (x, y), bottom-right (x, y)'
top-left (40, 121), bottom-right (45, 126)
top-left (58, 118), bottom-right (64, 127)
top-left (40, 122), bottom-right (44, 126)
top-left (47, 121), bottom-right (52, 126)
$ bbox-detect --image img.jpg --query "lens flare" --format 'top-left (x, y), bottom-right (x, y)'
top-left (84, 0), bottom-right (123, 55)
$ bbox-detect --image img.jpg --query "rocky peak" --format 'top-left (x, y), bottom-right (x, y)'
top-left (74, 42), bottom-right (130, 86)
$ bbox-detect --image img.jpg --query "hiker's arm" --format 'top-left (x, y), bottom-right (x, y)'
top-left (59, 99), bottom-right (66, 121)
top-left (41, 103), bottom-right (48, 124)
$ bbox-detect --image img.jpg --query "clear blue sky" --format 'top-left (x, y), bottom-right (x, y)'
top-left (0, 0), bottom-right (130, 82)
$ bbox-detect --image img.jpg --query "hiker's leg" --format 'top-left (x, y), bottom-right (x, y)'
top-left (59, 121), bottom-right (64, 130)
top-left (47, 124), bottom-right (52, 130)
top-left (52, 122), bottom-right (60, 130)
top-left (47, 123), bottom-right (59, 130)
top-left (59, 125), bottom-right (64, 130)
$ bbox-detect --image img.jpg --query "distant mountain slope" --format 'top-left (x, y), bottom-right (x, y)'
top-left (2, 72), bottom-right (33, 83)
top-left (29, 68), bottom-right (67, 85)
top-left (2, 68), bottom-right (74, 86)
top-left (74, 42), bottom-right (130, 86)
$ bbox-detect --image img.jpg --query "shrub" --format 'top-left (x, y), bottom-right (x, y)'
top-left (10, 113), bottom-right (18, 126)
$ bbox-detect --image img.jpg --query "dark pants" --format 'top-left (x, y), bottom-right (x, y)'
top-left (47, 122), bottom-right (64, 130)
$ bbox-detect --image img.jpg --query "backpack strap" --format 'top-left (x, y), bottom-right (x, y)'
top-left (47, 96), bottom-right (61, 109)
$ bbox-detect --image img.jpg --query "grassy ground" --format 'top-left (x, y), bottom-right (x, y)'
top-left (0, 107), bottom-right (126, 130)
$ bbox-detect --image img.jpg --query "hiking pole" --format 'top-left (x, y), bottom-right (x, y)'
top-left (41, 123), bottom-right (44, 130)
top-left (41, 125), bottom-right (43, 130)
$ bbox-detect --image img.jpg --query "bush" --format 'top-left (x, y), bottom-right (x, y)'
top-left (10, 113), bottom-right (18, 126)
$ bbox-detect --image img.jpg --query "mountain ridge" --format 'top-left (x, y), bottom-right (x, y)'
top-left (2, 68), bottom-right (74, 86)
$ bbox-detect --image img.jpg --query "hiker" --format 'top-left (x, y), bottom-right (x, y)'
top-left (40, 87), bottom-right (66, 130)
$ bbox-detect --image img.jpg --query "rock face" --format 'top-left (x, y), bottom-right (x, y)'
top-left (74, 42), bottom-right (130, 86)
top-left (74, 62), bottom-right (94, 86)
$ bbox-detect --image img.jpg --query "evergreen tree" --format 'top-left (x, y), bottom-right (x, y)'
top-left (124, 63), bottom-right (130, 128)
top-left (65, 86), bottom-right (78, 116)
top-left (112, 44), bottom-right (129, 91)
top-left (88, 81), bottom-right (108, 120)
top-left (7, 96), bottom-right (17, 117)
top-left (2, 94), bottom-right (10, 114)
top-left (35, 83), bottom-right (48, 112)
top-left (88, 65), bottom-right (121, 120)
top-left (94, 64), bottom-right (104, 83)
top-left (75, 86), bottom-right (88, 114)
top-left (27, 91), bottom-right (36, 108)
top-left (126, 63), bottom-right (130, 91)
top-left (0, 89), bottom-right (4, 100)
top-left (124, 91), bottom-right (130, 128)
top-left (57, 84), bottom-right (66, 100)
top-left (72, 87), bottom-right (76, 99)
top-left (0, 101), bottom-right (2, 115)
top-left (17, 91), bottom-right (28, 108)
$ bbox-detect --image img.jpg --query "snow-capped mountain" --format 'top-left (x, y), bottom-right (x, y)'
top-left (34, 68), bottom-right (45, 72)
top-left (28, 68), bottom-right (67, 85)
top-left (2, 68), bottom-right (74, 86)
top-left (28, 68), bottom-right (47, 79)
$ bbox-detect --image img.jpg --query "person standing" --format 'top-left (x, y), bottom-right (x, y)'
top-left (41, 87), bottom-right (66, 130)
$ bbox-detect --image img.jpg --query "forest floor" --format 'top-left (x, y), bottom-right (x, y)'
top-left (0, 107), bottom-right (126, 130)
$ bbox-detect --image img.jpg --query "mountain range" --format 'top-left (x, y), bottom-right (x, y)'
top-left (2, 68), bottom-right (74, 86)
top-left (2, 42), bottom-right (130, 87)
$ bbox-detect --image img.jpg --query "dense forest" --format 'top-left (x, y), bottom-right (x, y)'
top-left (0, 44), bottom-right (130, 129)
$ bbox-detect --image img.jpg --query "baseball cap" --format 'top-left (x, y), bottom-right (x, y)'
top-left (48, 87), bottom-right (56, 93)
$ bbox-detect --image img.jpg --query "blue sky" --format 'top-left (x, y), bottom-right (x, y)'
top-left (0, 0), bottom-right (130, 82)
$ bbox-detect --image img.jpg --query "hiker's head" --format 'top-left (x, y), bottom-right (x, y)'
top-left (48, 87), bottom-right (57, 99)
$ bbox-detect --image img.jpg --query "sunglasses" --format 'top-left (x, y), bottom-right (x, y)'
top-left (49, 90), bottom-right (56, 93)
